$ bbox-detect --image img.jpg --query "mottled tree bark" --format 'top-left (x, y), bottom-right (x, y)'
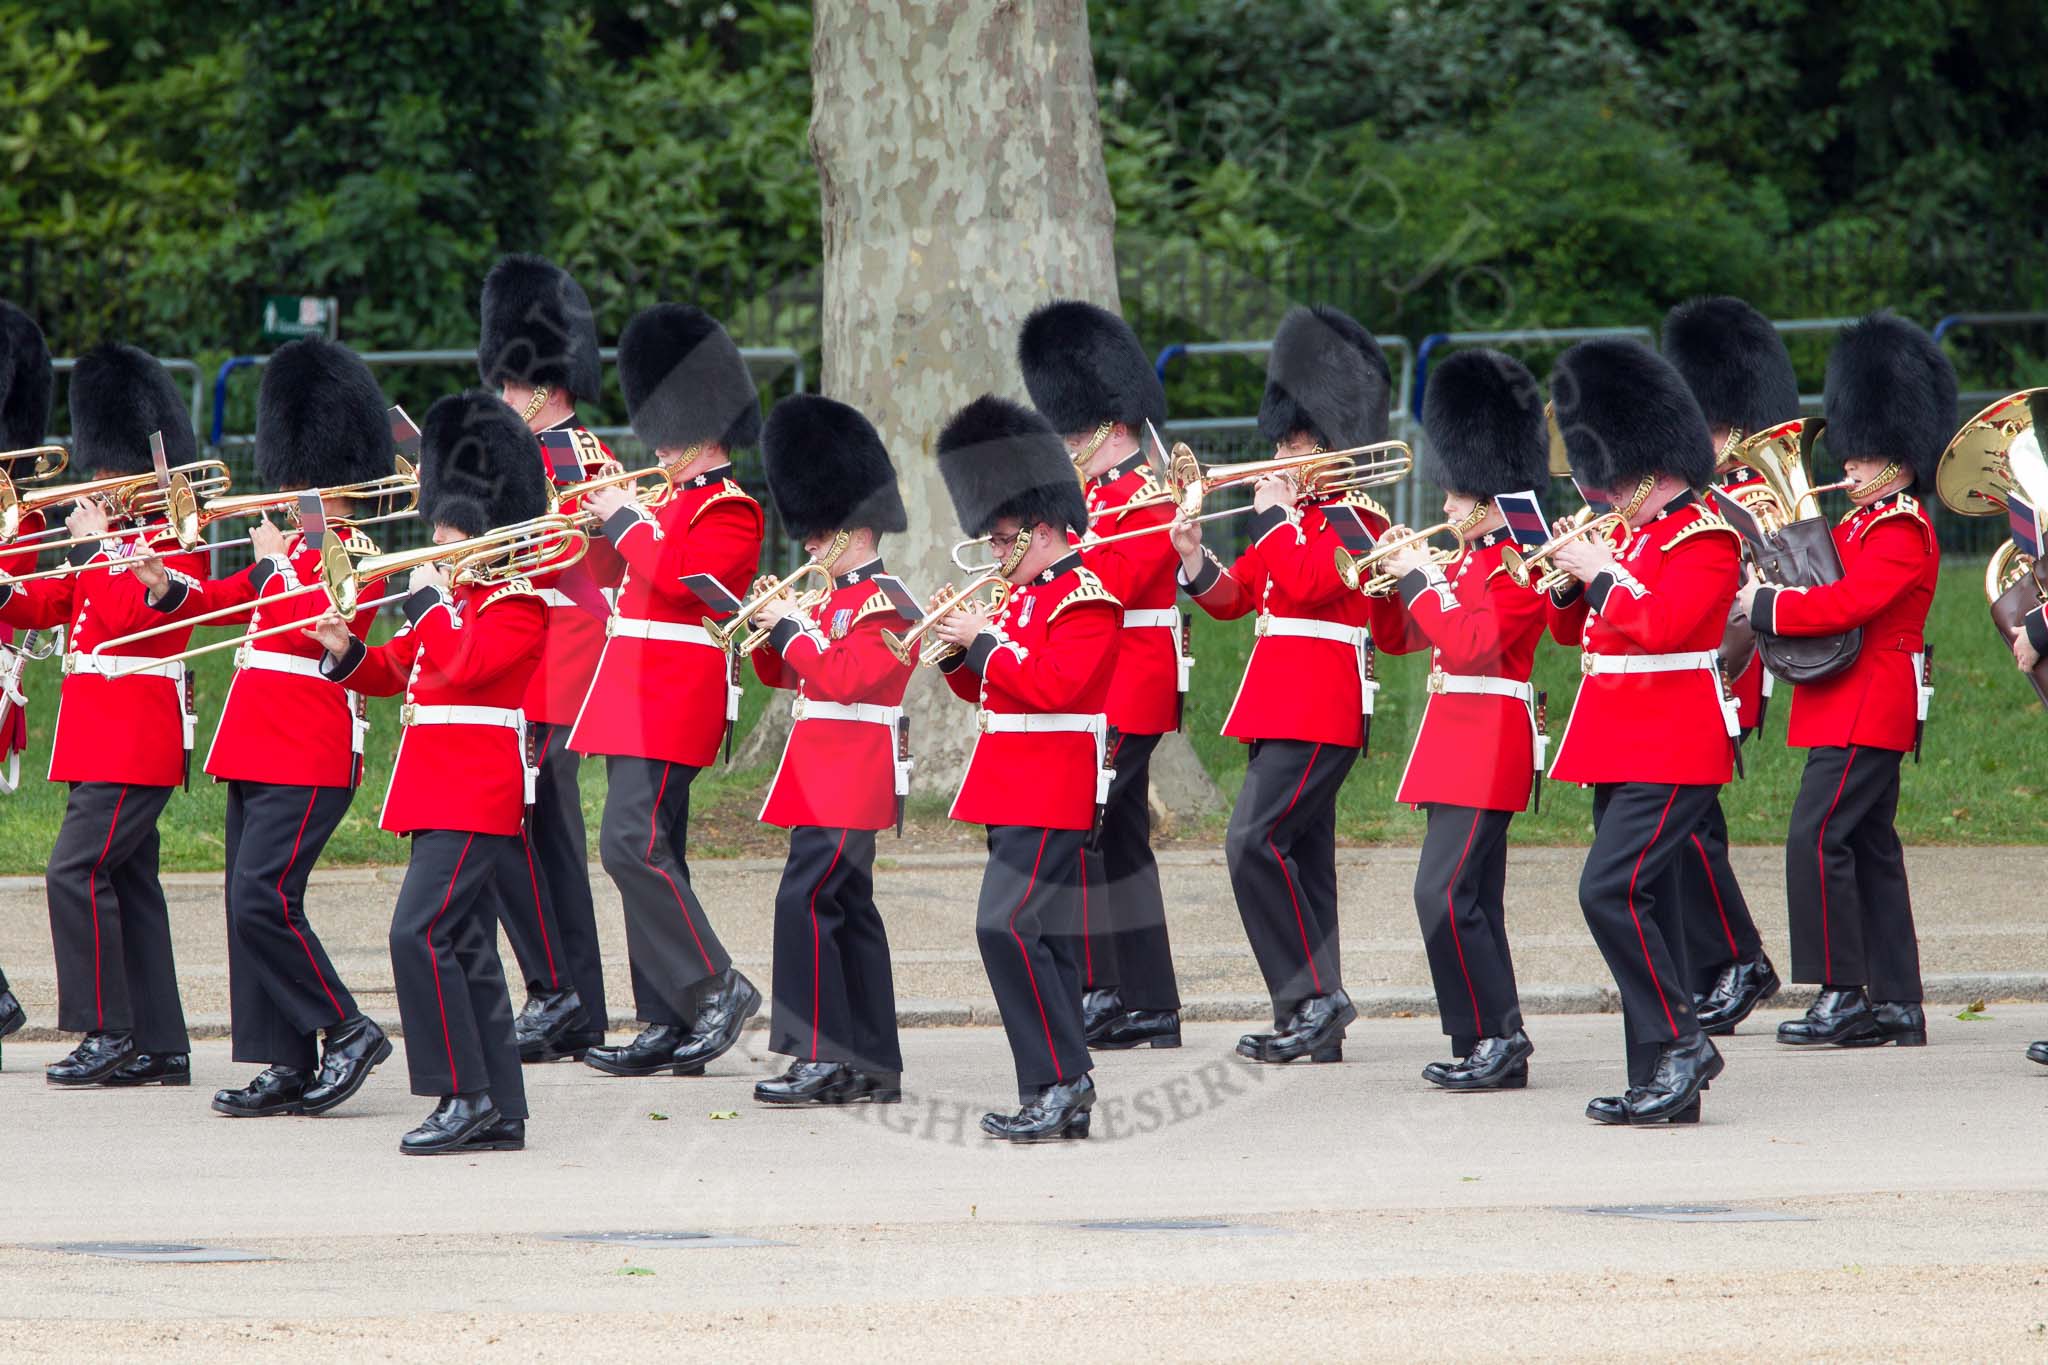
top-left (804, 0), bottom-right (1217, 812)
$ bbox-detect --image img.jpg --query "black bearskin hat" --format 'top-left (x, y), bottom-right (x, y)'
top-left (761, 395), bottom-right (906, 540)
top-left (936, 395), bottom-right (1088, 539)
top-left (1548, 339), bottom-right (1714, 491)
top-left (418, 391), bottom-right (548, 537)
top-left (1258, 304), bottom-right (1390, 451)
top-left (1661, 296), bottom-right (1800, 438)
top-left (1420, 349), bottom-right (1549, 498)
top-left (68, 343), bottom-right (197, 476)
top-left (255, 338), bottom-right (394, 490)
top-left (477, 254), bottom-right (602, 402)
top-left (1017, 299), bottom-right (1166, 437)
top-left (1821, 312), bottom-right (1957, 487)
top-left (618, 303), bottom-right (762, 454)
top-left (0, 301), bottom-right (53, 454)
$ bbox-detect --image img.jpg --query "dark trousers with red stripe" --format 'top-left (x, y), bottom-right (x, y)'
top-left (1224, 738), bottom-right (1360, 1025)
top-left (388, 830), bottom-right (527, 1118)
top-left (1678, 790), bottom-right (1767, 997)
top-left (600, 756), bottom-right (732, 1026)
top-left (977, 824), bottom-right (1092, 1103)
top-left (1784, 745), bottom-right (1921, 1001)
top-left (46, 781), bottom-right (186, 1051)
top-left (223, 781), bottom-right (357, 1071)
top-left (501, 723), bottom-right (607, 1033)
top-left (1079, 731), bottom-right (1181, 1012)
top-left (1415, 804), bottom-right (1521, 1045)
top-left (1583, 782), bottom-right (1717, 1087)
top-left (768, 826), bottom-right (900, 1074)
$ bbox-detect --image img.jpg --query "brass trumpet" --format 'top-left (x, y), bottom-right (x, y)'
top-left (91, 515), bottom-right (587, 672)
top-left (552, 462), bottom-right (677, 518)
top-left (1117, 439), bottom-right (1413, 519)
top-left (1501, 507), bottom-right (1631, 595)
top-left (1335, 522), bottom-right (1465, 596)
top-left (706, 560), bottom-right (839, 654)
top-left (881, 573), bottom-right (1011, 667)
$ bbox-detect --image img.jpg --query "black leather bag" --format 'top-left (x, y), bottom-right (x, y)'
top-left (1751, 514), bottom-right (1861, 684)
top-left (1989, 558), bottom-right (2048, 710)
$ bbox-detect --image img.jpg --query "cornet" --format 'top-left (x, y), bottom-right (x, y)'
top-left (1335, 523), bottom-right (1465, 596)
top-left (1501, 507), bottom-right (1632, 595)
top-left (707, 560), bottom-right (840, 654)
top-left (553, 462), bottom-right (677, 519)
top-left (881, 572), bottom-right (1010, 668)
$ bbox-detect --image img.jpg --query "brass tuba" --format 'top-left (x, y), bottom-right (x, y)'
top-left (1939, 389), bottom-right (2048, 707)
top-left (1728, 417), bottom-right (1860, 684)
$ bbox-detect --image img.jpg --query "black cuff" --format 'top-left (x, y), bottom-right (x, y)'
top-left (1750, 586), bottom-right (1779, 635)
top-left (1398, 567), bottom-right (1433, 609)
top-left (0, 582), bottom-right (12, 610)
top-left (320, 635), bottom-right (367, 682)
top-left (1248, 505), bottom-right (1290, 543)
top-left (248, 558), bottom-right (279, 593)
top-left (963, 631), bottom-right (998, 674)
top-left (1584, 570), bottom-right (1615, 613)
top-left (1549, 580), bottom-right (1584, 609)
top-left (146, 576), bottom-right (191, 614)
top-left (1182, 552), bottom-right (1221, 597)
top-left (2026, 605), bottom-right (2048, 657)
top-left (66, 541), bottom-right (102, 568)
top-left (602, 506), bottom-right (643, 547)
top-left (937, 647), bottom-right (968, 675)
top-left (769, 616), bottom-right (804, 655)
top-left (402, 586), bottom-right (447, 627)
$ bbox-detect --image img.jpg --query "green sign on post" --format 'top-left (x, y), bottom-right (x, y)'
top-left (261, 295), bottom-right (339, 342)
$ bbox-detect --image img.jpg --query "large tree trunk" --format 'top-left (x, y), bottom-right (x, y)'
top-left (802, 0), bottom-right (1219, 815)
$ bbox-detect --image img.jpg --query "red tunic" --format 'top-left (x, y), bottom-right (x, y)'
top-left (1365, 531), bottom-right (1545, 811)
top-left (0, 523), bottom-right (208, 787)
top-left (941, 554), bottom-right (1120, 831)
top-left (1080, 453), bottom-right (1184, 735)
top-left (751, 561), bottom-right (916, 831)
top-left (0, 507), bottom-right (46, 769)
top-left (1181, 497), bottom-right (1388, 748)
top-left (1547, 494), bottom-right (1741, 787)
top-left (326, 581), bottom-right (544, 836)
top-left (146, 529), bottom-right (384, 789)
top-left (1751, 492), bottom-right (1938, 752)
top-left (569, 466), bottom-right (763, 767)
top-left (524, 419), bottom-right (627, 726)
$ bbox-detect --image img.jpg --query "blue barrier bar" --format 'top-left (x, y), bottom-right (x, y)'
top-left (210, 356), bottom-right (263, 445)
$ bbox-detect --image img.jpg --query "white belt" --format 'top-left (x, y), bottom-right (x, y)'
top-left (794, 698), bottom-right (912, 795)
top-left (1254, 613), bottom-right (1375, 714)
top-left (235, 647), bottom-right (369, 755)
top-left (1427, 671), bottom-right (1543, 772)
top-left (1581, 650), bottom-right (1736, 738)
top-left (976, 710), bottom-right (1113, 804)
top-left (1912, 650), bottom-right (1932, 721)
top-left (402, 704), bottom-right (532, 800)
top-left (536, 588), bottom-right (575, 609)
top-left (66, 652), bottom-right (193, 751)
top-left (0, 647), bottom-right (23, 794)
top-left (1123, 609), bottom-right (1192, 694)
top-left (606, 617), bottom-right (717, 647)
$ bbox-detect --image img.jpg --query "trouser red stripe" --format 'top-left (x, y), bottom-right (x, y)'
top-left (1815, 748), bottom-right (1859, 979)
top-left (1689, 832), bottom-right (1739, 957)
top-left (1008, 829), bottom-right (1061, 1079)
top-left (88, 785), bottom-right (130, 1030)
top-left (647, 762), bottom-right (715, 973)
top-left (279, 787), bottom-right (345, 1018)
top-left (519, 829), bottom-right (560, 986)
top-left (807, 828), bottom-right (849, 1060)
top-left (426, 834), bottom-right (476, 1091)
top-left (1270, 744), bottom-right (1324, 994)
top-left (1625, 786), bottom-right (1682, 1035)
top-left (1445, 808), bottom-right (1485, 1035)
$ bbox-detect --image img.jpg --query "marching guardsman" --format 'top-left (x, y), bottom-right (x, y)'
top-left (0, 344), bottom-right (208, 1087)
top-left (1544, 338), bottom-right (1740, 1125)
top-left (1362, 350), bottom-right (1550, 1091)
top-left (1171, 305), bottom-right (1390, 1066)
top-left (131, 338), bottom-right (395, 1115)
top-left (1018, 299), bottom-right (1184, 1050)
top-left (931, 396), bottom-right (1118, 1142)
top-left (573, 304), bottom-right (765, 1079)
top-left (1737, 313), bottom-right (1951, 1051)
top-left (305, 391), bottom-right (548, 1155)
top-left (1661, 296), bottom-right (1794, 1033)
top-left (478, 254), bottom-right (622, 1063)
top-left (0, 300), bottom-right (52, 1038)
top-left (745, 396), bottom-right (914, 1105)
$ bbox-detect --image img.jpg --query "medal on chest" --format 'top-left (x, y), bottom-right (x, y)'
top-left (830, 607), bottom-right (852, 640)
top-left (1016, 594), bottom-right (1036, 630)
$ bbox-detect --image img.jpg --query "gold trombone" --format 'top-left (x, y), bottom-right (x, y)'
top-left (1, 460), bottom-right (234, 559)
top-left (1116, 438), bottom-right (1412, 518)
top-left (1501, 506), bottom-right (1632, 595)
top-left (192, 457), bottom-right (422, 554)
top-left (89, 516), bottom-right (587, 674)
top-left (881, 571), bottom-right (1010, 668)
top-left (1335, 523), bottom-right (1466, 596)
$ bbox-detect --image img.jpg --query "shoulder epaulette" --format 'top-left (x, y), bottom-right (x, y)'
top-left (689, 478), bottom-right (761, 525)
top-left (341, 525), bottom-right (381, 556)
top-left (1663, 509), bottom-right (1740, 551)
top-left (570, 427), bottom-right (612, 472)
top-left (1341, 490), bottom-right (1390, 522)
top-left (1049, 566), bottom-right (1121, 621)
top-left (850, 589), bottom-right (904, 627)
top-left (1849, 493), bottom-right (1934, 548)
top-left (479, 575), bottom-right (540, 611)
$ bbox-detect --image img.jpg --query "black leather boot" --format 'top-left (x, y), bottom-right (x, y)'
top-left (301, 1016), bottom-right (393, 1115)
top-left (461, 1112), bottom-right (526, 1152)
top-left (669, 970), bottom-right (761, 1074)
top-left (1424, 1031), bottom-right (1532, 1092)
top-left (103, 1052), bottom-right (190, 1087)
top-left (1093, 1010), bottom-right (1181, 1050)
top-left (399, 1094), bottom-right (499, 1155)
top-left (1698, 957), bottom-right (1781, 1036)
top-left (1081, 988), bottom-right (1124, 1042)
top-left (584, 1023), bottom-right (696, 1077)
top-left (1627, 1033), bottom-right (1723, 1125)
top-left (984, 1075), bottom-right (1095, 1142)
top-left (45, 1031), bottom-right (137, 1087)
top-left (515, 989), bottom-right (591, 1062)
top-left (1775, 986), bottom-right (1878, 1046)
top-left (2028, 1041), bottom-right (2048, 1067)
top-left (1842, 1000), bottom-right (1926, 1047)
top-left (1585, 1093), bottom-right (1631, 1125)
top-left (213, 1065), bottom-right (309, 1117)
top-left (1255, 991), bottom-right (1355, 1063)
top-left (0, 988), bottom-right (24, 1039)
top-left (755, 1060), bottom-right (862, 1106)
